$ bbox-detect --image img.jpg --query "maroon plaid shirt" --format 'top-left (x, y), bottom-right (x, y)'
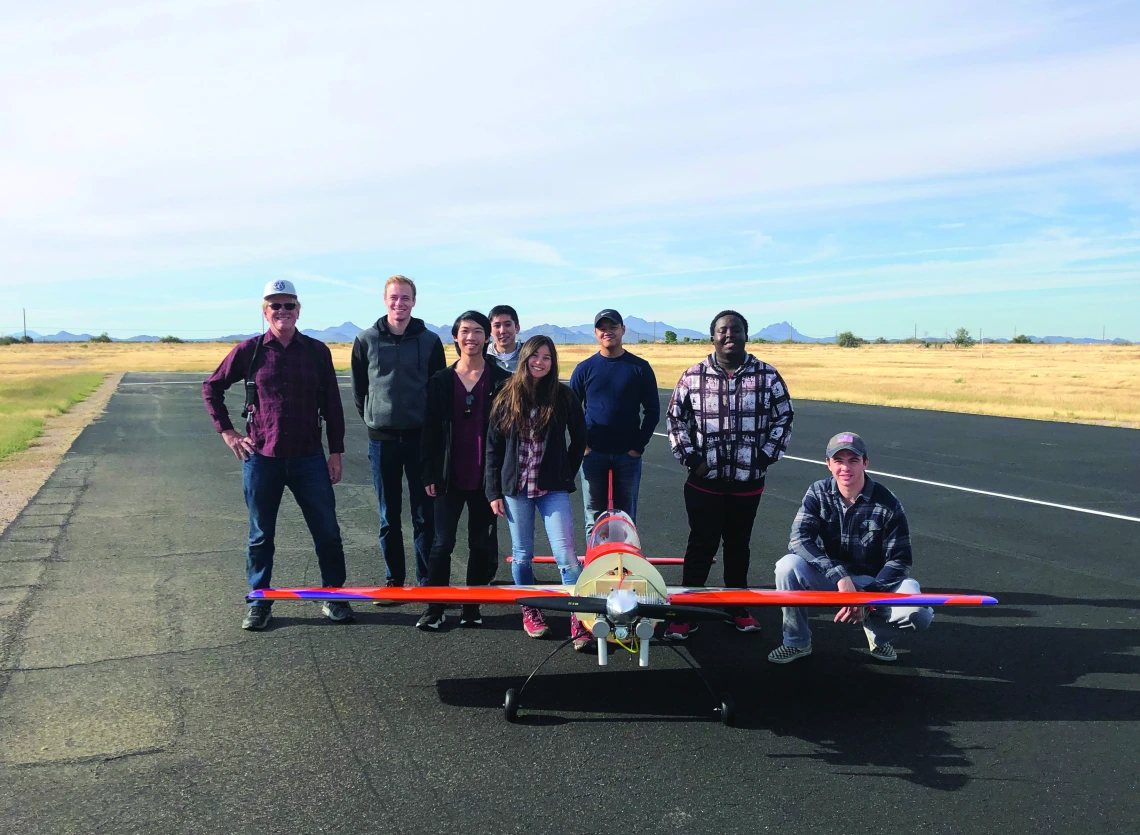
top-left (517, 410), bottom-right (548, 498)
top-left (203, 332), bottom-right (345, 458)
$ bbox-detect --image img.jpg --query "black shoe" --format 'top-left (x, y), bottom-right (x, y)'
top-left (242, 605), bottom-right (271, 631)
top-left (416, 606), bottom-right (446, 630)
top-left (372, 578), bottom-right (401, 606)
top-left (460, 605), bottom-right (483, 627)
top-left (321, 601), bottom-right (355, 622)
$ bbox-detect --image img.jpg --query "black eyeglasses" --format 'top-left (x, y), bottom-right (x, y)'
top-left (268, 302), bottom-right (297, 311)
top-left (463, 393), bottom-right (475, 418)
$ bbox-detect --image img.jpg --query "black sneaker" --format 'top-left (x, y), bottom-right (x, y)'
top-left (460, 605), bottom-right (483, 627)
top-left (321, 601), bottom-right (355, 622)
top-left (242, 605), bottom-right (271, 631)
top-left (372, 579), bottom-right (401, 606)
top-left (416, 606), bottom-right (446, 630)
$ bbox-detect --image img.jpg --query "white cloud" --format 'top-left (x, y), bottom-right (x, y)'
top-left (0, 1), bottom-right (1138, 287)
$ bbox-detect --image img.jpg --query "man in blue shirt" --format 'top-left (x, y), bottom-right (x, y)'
top-left (768, 432), bottom-right (934, 664)
top-left (569, 309), bottom-right (660, 539)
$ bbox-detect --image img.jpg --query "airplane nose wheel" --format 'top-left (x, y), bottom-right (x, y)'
top-left (717, 694), bottom-right (736, 727)
top-left (503, 688), bottom-right (519, 723)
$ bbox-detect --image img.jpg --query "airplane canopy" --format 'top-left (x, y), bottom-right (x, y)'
top-left (588, 510), bottom-right (642, 552)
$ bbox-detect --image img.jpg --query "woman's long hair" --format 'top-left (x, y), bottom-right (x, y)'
top-left (491, 335), bottom-right (563, 435)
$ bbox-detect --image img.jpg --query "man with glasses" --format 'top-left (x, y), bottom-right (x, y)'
top-left (351, 275), bottom-right (446, 594)
top-left (569, 309), bottom-right (660, 539)
top-left (417, 311), bottom-right (512, 629)
top-left (203, 279), bottom-right (353, 630)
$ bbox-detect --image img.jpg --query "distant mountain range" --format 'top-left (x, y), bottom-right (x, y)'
top-left (6, 321), bottom-right (1132, 346)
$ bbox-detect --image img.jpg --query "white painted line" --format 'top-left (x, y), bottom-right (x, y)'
top-left (651, 433), bottom-right (1139, 523)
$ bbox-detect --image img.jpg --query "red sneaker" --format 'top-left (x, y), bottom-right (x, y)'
top-left (733, 614), bottom-right (761, 633)
top-left (570, 614), bottom-right (594, 651)
top-left (521, 605), bottom-right (549, 638)
top-left (663, 621), bottom-right (697, 640)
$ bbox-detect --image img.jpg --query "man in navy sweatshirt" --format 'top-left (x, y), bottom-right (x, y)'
top-left (569, 309), bottom-right (660, 539)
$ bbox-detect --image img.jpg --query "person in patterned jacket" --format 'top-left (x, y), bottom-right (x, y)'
top-left (766, 432), bottom-right (934, 665)
top-left (664, 310), bottom-right (794, 640)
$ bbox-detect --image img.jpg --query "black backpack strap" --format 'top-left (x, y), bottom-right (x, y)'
top-left (240, 337), bottom-right (264, 421)
top-left (240, 334), bottom-right (329, 425)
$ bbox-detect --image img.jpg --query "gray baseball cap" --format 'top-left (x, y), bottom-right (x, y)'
top-left (825, 431), bottom-right (868, 458)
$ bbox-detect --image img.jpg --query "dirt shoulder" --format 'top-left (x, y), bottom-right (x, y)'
top-left (0, 373), bottom-right (123, 536)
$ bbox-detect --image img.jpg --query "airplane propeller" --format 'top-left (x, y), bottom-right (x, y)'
top-left (516, 596), bottom-right (732, 623)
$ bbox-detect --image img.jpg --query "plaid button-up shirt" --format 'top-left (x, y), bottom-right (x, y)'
top-left (203, 332), bottom-right (345, 458)
top-left (789, 476), bottom-right (912, 592)
top-left (666, 353), bottom-right (793, 482)
top-left (517, 410), bottom-right (548, 498)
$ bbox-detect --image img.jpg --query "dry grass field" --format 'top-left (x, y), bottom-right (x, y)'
top-left (1, 340), bottom-right (1137, 427)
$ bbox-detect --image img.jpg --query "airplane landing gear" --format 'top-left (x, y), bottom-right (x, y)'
top-left (503, 688), bottom-right (519, 722)
top-left (717, 694), bottom-right (736, 727)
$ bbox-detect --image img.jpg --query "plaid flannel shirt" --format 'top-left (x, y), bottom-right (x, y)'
top-left (517, 410), bottom-right (548, 498)
top-left (666, 354), bottom-right (793, 481)
top-left (789, 476), bottom-right (912, 592)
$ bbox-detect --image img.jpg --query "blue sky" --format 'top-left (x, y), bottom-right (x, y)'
top-left (2, 1), bottom-right (1139, 340)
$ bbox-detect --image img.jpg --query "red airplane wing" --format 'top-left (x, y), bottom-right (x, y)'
top-left (248, 585), bottom-right (573, 604)
top-left (666, 589), bottom-right (998, 607)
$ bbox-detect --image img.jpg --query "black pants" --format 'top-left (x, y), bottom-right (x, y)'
top-left (681, 480), bottom-right (764, 589)
top-left (426, 488), bottom-right (499, 588)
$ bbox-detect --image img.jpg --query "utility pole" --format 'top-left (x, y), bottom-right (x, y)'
top-left (914, 323), bottom-right (917, 340)
top-left (1103, 325), bottom-right (1106, 343)
top-left (23, 308), bottom-right (27, 340)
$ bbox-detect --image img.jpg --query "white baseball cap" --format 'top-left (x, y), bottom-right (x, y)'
top-left (262, 279), bottom-right (297, 299)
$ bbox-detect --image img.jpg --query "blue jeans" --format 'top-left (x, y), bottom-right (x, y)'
top-left (775, 554), bottom-right (934, 648)
top-left (368, 437), bottom-right (434, 585)
top-left (243, 452), bottom-right (346, 601)
top-left (580, 450), bottom-right (643, 538)
top-left (504, 492), bottom-right (581, 586)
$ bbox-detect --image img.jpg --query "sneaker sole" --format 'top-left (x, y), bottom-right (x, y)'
top-left (734, 624), bottom-right (762, 633)
top-left (460, 619), bottom-right (483, 627)
top-left (868, 650), bottom-right (897, 662)
top-left (524, 628), bottom-right (549, 638)
top-left (416, 615), bottom-right (446, 630)
top-left (768, 647), bottom-right (812, 664)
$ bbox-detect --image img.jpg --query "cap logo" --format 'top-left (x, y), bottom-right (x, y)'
top-left (273, 280), bottom-right (287, 291)
top-left (837, 433), bottom-right (854, 443)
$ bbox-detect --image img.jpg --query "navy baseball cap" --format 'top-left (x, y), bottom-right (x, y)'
top-left (594, 309), bottom-right (623, 327)
top-left (825, 432), bottom-right (868, 458)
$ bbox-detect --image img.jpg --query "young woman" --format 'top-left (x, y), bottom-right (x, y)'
top-left (485, 336), bottom-right (591, 649)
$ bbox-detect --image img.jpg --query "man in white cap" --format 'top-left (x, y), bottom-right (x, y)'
top-left (203, 279), bottom-right (353, 630)
top-left (767, 431), bottom-right (934, 664)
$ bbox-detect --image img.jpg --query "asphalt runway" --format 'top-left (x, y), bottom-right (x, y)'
top-left (1, 373), bottom-right (1137, 834)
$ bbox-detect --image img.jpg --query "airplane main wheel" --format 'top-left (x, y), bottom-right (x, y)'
top-left (718, 694), bottom-right (736, 727)
top-left (503, 688), bottom-right (519, 723)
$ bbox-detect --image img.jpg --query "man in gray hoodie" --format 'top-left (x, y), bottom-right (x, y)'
top-left (351, 275), bottom-right (446, 591)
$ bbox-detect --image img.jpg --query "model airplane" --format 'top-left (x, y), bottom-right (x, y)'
top-left (249, 509), bottom-right (997, 725)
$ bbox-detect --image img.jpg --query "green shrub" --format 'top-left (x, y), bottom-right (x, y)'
top-left (1011, 334), bottom-right (1032, 344)
top-left (159, 335), bottom-right (184, 343)
top-left (664, 330), bottom-right (677, 344)
top-left (837, 331), bottom-right (861, 348)
top-left (952, 327), bottom-right (975, 348)
top-left (89, 332), bottom-right (113, 343)
top-left (874, 337), bottom-right (888, 344)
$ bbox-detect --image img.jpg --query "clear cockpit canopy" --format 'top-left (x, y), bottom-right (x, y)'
top-left (587, 510), bottom-right (642, 551)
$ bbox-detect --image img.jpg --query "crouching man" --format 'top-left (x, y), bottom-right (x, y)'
top-left (768, 432), bottom-right (933, 664)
